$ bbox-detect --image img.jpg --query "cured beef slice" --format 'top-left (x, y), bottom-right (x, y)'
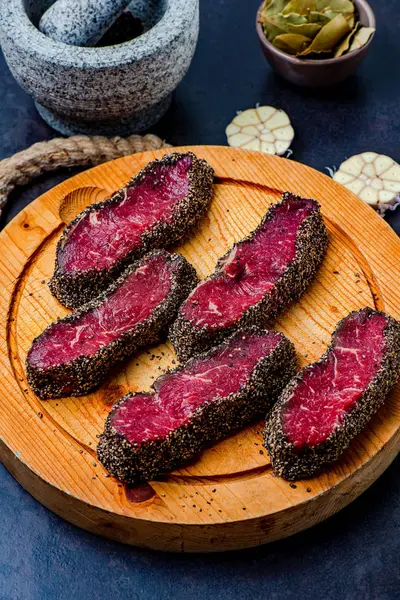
top-left (264, 308), bottom-right (400, 480)
top-left (27, 251), bottom-right (197, 399)
top-left (170, 192), bottom-right (328, 361)
top-left (97, 327), bottom-right (296, 484)
top-left (49, 152), bottom-right (214, 308)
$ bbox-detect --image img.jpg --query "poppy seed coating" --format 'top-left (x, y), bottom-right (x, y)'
top-left (169, 192), bottom-right (328, 362)
top-left (27, 250), bottom-right (198, 400)
top-left (97, 327), bottom-right (297, 485)
top-left (49, 152), bottom-right (214, 309)
top-left (264, 308), bottom-right (400, 480)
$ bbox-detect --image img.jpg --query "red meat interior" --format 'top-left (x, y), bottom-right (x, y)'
top-left (58, 155), bottom-right (193, 273)
top-left (112, 330), bottom-right (281, 445)
top-left (282, 310), bottom-right (388, 449)
top-left (29, 254), bottom-right (173, 369)
top-left (181, 198), bottom-right (317, 328)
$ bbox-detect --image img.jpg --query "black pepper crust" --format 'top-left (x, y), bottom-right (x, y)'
top-left (27, 250), bottom-right (198, 400)
top-left (264, 308), bottom-right (400, 481)
top-left (49, 152), bottom-right (214, 309)
top-left (169, 192), bottom-right (328, 362)
top-left (97, 327), bottom-right (297, 485)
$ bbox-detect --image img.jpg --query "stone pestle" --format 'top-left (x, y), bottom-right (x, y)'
top-left (39, 0), bottom-right (133, 46)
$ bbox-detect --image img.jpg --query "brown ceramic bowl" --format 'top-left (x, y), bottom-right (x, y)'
top-left (256, 0), bottom-right (376, 87)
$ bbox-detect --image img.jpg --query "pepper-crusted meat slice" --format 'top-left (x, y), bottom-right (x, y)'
top-left (264, 308), bottom-right (400, 480)
top-left (170, 192), bottom-right (328, 361)
top-left (97, 328), bottom-right (296, 484)
top-left (49, 152), bottom-right (214, 308)
top-left (27, 251), bottom-right (198, 399)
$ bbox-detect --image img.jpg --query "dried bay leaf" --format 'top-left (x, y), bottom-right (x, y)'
top-left (261, 15), bottom-right (287, 42)
top-left (334, 21), bottom-right (359, 57)
top-left (308, 11), bottom-right (331, 25)
top-left (349, 27), bottom-right (375, 51)
top-left (287, 21), bottom-right (321, 37)
top-left (259, 0), bottom-right (289, 16)
top-left (273, 33), bottom-right (312, 54)
top-left (299, 13), bottom-right (351, 56)
top-left (316, 0), bottom-right (355, 28)
top-left (261, 13), bottom-right (308, 42)
top-left (282, 1), bottom-right (317, 15)
top-left (315, 0), bottom-right (354, 17)
top-left (324, 10), bottom-right (354, 29)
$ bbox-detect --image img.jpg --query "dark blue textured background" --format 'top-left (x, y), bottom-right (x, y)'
top-left (0, 1), bottom-right (399, 598)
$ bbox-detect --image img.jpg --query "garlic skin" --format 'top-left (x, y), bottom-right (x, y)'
top-left (226, 107), bottom-right (294, 156)
top-left (333, 152), bottom-right (400, 214)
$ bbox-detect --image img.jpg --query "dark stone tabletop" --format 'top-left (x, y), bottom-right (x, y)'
top-left (0, 1), bottom-right (399, 598)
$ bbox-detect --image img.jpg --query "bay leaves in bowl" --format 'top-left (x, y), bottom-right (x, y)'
top-left (258, 0), bottom-right (375, 59)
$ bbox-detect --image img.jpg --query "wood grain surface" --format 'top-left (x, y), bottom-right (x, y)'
top-left (0, 146), bottom-right (399, 552)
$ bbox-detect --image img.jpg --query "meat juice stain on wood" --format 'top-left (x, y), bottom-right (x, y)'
top-left (125, 483), bottom-right (156, 503)
top-left (2, 146), bottom-right (400, 551)
top-left (98, 384), bottom-right (125, 407)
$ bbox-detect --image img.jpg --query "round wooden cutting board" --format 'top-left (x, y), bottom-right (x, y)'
top-left (1, 146), bottom-right (400, 552)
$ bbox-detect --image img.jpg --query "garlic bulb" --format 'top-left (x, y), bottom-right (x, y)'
top-left (226, 107), bottom-right (294, 156)
top-left (333, 152), bottom-right (400, 214)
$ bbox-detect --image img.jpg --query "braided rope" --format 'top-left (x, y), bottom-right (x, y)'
top-left (0, 134), bottom-right (170, 215)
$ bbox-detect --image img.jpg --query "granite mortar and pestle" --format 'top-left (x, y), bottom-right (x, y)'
top-left (0, 0), bottom-right (199, 135)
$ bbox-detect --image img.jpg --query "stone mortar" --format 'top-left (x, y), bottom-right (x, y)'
top-left (0, 0), bottom-right (199, 135)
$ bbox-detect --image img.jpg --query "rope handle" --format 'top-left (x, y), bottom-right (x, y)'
top-left (0, 134), bottom-right (170, 216)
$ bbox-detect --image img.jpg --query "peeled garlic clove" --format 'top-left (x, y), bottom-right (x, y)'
top-left (226, 107), bottom-right (294, 156)
top-left (333, 152), bottom-right (400, 214)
